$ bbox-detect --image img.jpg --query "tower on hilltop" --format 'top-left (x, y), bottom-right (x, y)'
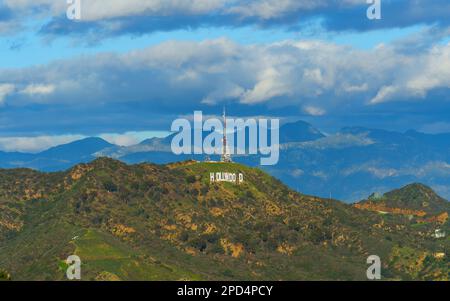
top-left (221, 107), bottom-right (232, 163)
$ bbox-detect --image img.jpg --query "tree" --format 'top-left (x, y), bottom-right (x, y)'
top-left (103, 180), bottom-right (118, 192)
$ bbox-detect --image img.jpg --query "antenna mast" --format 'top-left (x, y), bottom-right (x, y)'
top-left (221, 106), bottom-right (232, 163)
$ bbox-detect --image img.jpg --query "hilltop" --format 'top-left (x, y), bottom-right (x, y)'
top-left (355, 183), bottom-right (449, 224)
top-left (383, 184), bottom-right (450, 213)
top-left (0, 159), bottom-right (448, 280)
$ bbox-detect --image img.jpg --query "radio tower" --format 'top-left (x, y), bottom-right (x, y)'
top-left (221, 107), bottom-right (232, 163)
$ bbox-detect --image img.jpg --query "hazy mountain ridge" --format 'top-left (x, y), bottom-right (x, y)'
top-left (0, 121), bottom-right (450, 202)
top-left (0, 138), bottom-right (113, 172)
top-left (0, 159), bottom-right (448, 280)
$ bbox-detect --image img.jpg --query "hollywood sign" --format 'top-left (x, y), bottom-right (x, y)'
top-left (210, 172), bottom-right (244, 184)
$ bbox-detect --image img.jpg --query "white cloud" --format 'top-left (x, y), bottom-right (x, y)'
top-left (342, 164), bottom-right (399, 179)
top-left (1, 0), bottom-right (348, 21)
top-left (0, 84), bottom-right (15, 105)
top-left (2, 0), bottom-right (449, 41)
top-left (369, 85), bottom-right (399, 104)
top-left (0, 134), bottom-right (84, 153)
top-left (303, 106), bottom-right (326, 116)
top-left (1, 38), bottom-right (449, 113)
top-left (405, 44), bottom-right (450, 96)
top-left (80, 0), bottom-right (227, 21)
top-left (99, 133), bottom-right (139, 147)
top-left (227, 0), bottom-right (326, 19)
top-left (21, 84), bottom-right (55, 96)
top-left (0, 130), bottom-right (169, 152)
top-left (291, 168), bottom-right (304, 178)
top-left (2, 0), bottom-right (230, 21)
top-left (369, 42), bottom-right (450, 104)
top-left (312, 170), bottom-right (328, 180)
top-left (292, 133), bottom-right (374, 150)
top-left (4, 0), bottom-right (66, 14)
top-left (342, 161), bottom-right (450, 179)
top-left (100, 131), bottom-right (169, 146)
top-left (241, 67), bottom-right (292, 104)
top-left (342, 83), bottom-right (369, 93)
top-left (202, 82), bottom-right (245, 105)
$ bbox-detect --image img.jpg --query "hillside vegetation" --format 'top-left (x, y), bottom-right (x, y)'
top-left (0, 159), bottom-right (448, 280)
top-left (355, 183), bottom-right (450, 224)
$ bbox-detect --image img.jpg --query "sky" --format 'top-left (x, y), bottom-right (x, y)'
top-left (0, 0), bottom-right (449, 152)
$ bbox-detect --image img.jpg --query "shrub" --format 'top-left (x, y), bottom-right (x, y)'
top-left (200, 186), bottom-right (209, 195)
top-left (189, 237), bottom-right (207, 252)
top-left (179, 231), bottom-right (189, 242)
top-left (103, 180), bottom-right (118, 192)
top-left (222, 269), bottom-right (234, 278)
top-left (186, 175), bottom-right (196, 184)
top-left (207, 242), bottom-right (225, 255)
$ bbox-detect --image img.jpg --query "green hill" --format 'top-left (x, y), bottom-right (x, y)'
top-left (355, 184), bottom-right (449, 224)
top-left (383, 184), bottom-right (450, 214)
top-left (0, 159), bottom-right (448, 280)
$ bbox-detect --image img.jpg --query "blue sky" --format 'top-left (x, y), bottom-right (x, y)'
top-left (0, 0), bottom-right (449, 152)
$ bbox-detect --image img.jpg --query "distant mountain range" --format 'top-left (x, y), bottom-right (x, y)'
top-left (0, 137), bottom-right (113, 172)
top-left (1, 120), bottom-right (450, 202)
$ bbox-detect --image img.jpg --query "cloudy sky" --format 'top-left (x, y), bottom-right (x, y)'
top-left (0, 0), bottom-right (449, 152)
